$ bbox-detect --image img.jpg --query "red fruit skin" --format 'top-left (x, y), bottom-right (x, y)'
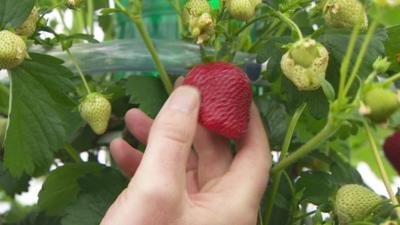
top-left (383, 131), bottom-right (400, 174)
top-left (183, 62), bottom-right (252, 139)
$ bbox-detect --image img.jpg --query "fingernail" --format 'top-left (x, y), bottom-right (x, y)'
top-left (167, 86), bottom-right (200, 113)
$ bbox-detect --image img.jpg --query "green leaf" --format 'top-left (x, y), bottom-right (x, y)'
top-left (255, 95), bottom-right (289, 149)
top-left (295, 171), bottom-right (336, 205)
top-left (4, 207), bottom-right (61, 225)
top-left (330, 151), bottom-right (364, 185)
top-left (385, 25), bottom-right (400, 72)
top-left (0, 162), bottom-right (30, 196)
top-left (369, 4), bottom-right (400, 27)
top-left (61, 168), bottom-right (128, 225)
top-left (37, 0), bottom-right (63, 8)
top-left (5, 53), bottom-right (80, 176)
top-left (0, 0), bottom-right (35, 29)
top-left (319, 28), bottom-right (387, 81)
top-left (38, 163), bottom-right (104, 215)
top-left (125, 75), bottom-right (168, 118)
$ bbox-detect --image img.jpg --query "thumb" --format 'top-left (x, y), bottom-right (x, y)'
top-left (133, 86), bottom-right (200, 193)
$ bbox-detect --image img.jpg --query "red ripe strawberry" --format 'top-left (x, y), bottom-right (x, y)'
top-left (183, 62), bottom-right (252, 139)
top-left (383, 131), bottom-right (400, 174)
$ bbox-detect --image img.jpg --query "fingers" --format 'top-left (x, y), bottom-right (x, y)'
top-left (132, 86), bottom-right (201, 195)
top-left (225, 103), bottom-right (272, 206)
top-left (123, 76), bottom-right (185, 144)
top-left (110, 138), bottom-right (143, 177)
top-left (175, 76), bottom-right (185, 88)
top-left (125, 109), bottom-right (153, 144)
top-left (194, 126), bottom-right (232, 188)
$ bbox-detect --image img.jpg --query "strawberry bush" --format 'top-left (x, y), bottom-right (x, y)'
top-left (1, 0), bottom-right (400, 224)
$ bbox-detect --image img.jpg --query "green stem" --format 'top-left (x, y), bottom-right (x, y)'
top-left (364, 121), bottom-right (400, 216)
top-left (338, 23), bottom-right (362, 104)
top-left (263, 104), bottom-right (306, 224)
top-left (258, 211), bottom-right (264, 225)
top-left (174, 0), bottom-right (184, 35)
top-left (66, 49), bottom-right (92, 95)
top-left (382, 72), bottom-right (400, 86)
top-left (65, 144), bottom-right (82, 163)
top-left (271, 118), bottom-right (338, 175)
top-left (131, 15), bottom-right (173, 94)
top-left (235, 14), bottom-right (270, 36)
top-left (116, 0), bottom-right (173, 94)
top-left (274, 11), bottom-right (303, 40)
top-left (343, 20), bottom-right (379, 96)
top-left (365, 71), bottom-right (378, 84)
top-left (114, 0), bottom-right (126, 11)
top-left (87, 0), bottom-right (94, 34)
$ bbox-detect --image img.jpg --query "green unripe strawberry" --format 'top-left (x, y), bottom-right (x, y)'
top-left (323, 0), bottom-right (368, 30)
top-left (361, 87), bottom-right (400, 123)
top-left (184, 0), bottom-right (212, 23)
top-left (66, 0), bottom-right (85, 9)
top-left (281, 38), bottom-right (329, 91)
top-left (184, 0), bottom-right (214, 44)
top-left (335, 184), bottom-right (383, 225)
top-left (79, 93), bottom-right (112, 135)
top-left (0, 30), bottom-right (27, 70)
top-left (16, 7), bottom-right (39, 37)
top-left (0, 118), bottom-right (7, 147)
top-left (226, 0), bottom-right (256, 21)
top-left (188, 13), bottom-right (214, 44)
top-left (380, 220), bottom-right (398, 225)
top-left (250, 0), bottom-right (262, 7)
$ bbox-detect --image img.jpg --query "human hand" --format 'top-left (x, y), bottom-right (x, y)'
top-left (101, 82), bottom-right (272, 225)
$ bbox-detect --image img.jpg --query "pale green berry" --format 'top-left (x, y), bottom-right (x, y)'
top-left (226, 0), bottom-right (256, 21)
top-left (189, 12), bottom-right (214, 44)
top-left (362, 87), bottom-right (400, 123)
top-left (0, 30), bottom-right (27, 70)
top-left (335, 184), bottom-right (383, 225)
top-left (281, 39), bottom-right (329, 91)
top-left (183, 0), bottom-right (212, 23)
top-left (324, 0), bottom-right (368, 30)
top-left (79, 93), bottom-right (112, 135)
top-left (16, 7), bottom-right (39, 37)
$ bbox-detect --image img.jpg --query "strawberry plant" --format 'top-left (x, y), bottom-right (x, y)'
top-left (0, 0), bottom-right (400, 224)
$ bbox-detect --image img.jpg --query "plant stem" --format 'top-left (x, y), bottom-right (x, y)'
top-left (273, 11), bottom-right (303, 40)
top-left (271, 118), bottom-right (338, 175)
top-left (87, 0), bottom-right (94, 34)
top-left (364, 121), bottom-right (400, 216)
top-left (114, 0), bottom-right (126, 11)
top-left (65, 144), bottom-right (82, 163)
top-left (116, 0), bottom-right (174, 94)
top-left (382, 72), bottom-right (400, 86)
top-left (338, 23), bottom-right (361, 104)
top-left (235, 14), bottom-right (270, 36)
top-left (174, 0), bottom-right (184, 35)
top-left (66, 49), bottom-right (92, 95)
top-left (343, 20), bottom-right (379, 96)
top-left (131, 15), bottom-right (173, 94)
top-left (264, 104), bottom-right (307, 224)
